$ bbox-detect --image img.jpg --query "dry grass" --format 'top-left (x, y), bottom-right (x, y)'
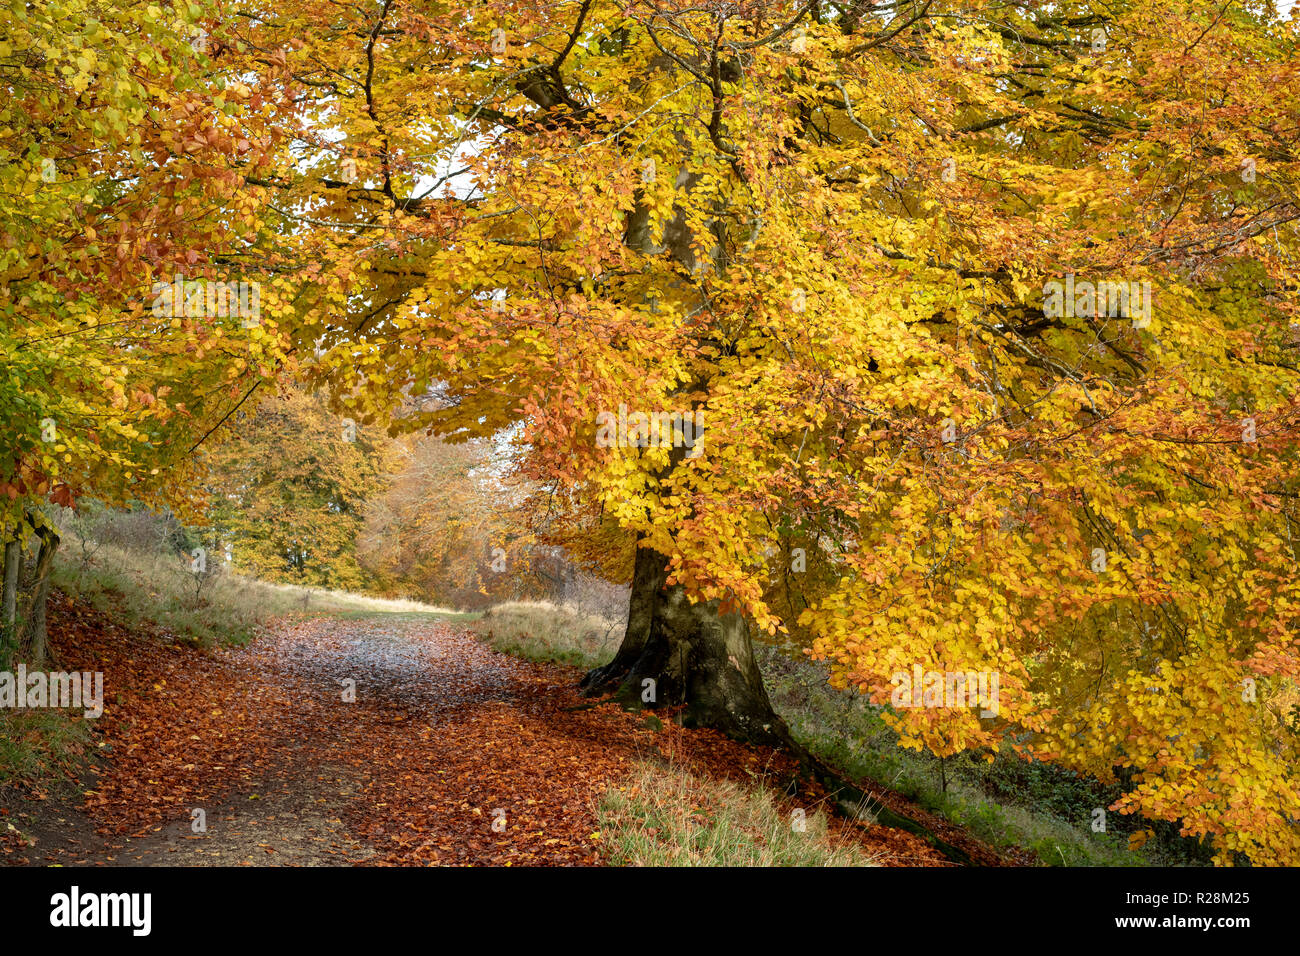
top-left (597, 759), bottom-right (880, 866)
top-left (472, 600), bottom-right (624, 669)
top-left (472, 603), bottom-right (878, 865)
top-left (53, 542), bottom-right (463, 647)
top-left (467, 606), bottom-right (883, 868)
top-left (472, 602), bottom-right (1172, 866)
top-left (256, 580), bottom-right (463, 616)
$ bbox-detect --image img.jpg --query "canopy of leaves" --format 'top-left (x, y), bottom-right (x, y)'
top-left (214, 0), bottom-right (1300, 864)
top-left (0, 0), bottom-right (291, 536)
top-left (5, 0), bottom-right (1299, 866)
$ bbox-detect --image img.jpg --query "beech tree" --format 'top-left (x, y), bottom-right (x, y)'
top-left (218, 0), bottom-right (1300, 863)
top-left (0, 0), bottom-right (296, 658)
top-left (15, 0), bottom-right (1299, 864)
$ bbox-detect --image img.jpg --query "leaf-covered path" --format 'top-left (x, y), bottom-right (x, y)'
top-left (3, 595), bottom-right (1011, 866)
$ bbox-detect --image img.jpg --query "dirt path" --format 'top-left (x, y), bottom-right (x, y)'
top-left (2, 595), bottom-right (1013, 866)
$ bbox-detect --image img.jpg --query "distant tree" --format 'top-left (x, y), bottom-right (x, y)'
top-left (202, 388), bottom-right (394, 591)
top-left (359, 432), bottom-right (590, 609)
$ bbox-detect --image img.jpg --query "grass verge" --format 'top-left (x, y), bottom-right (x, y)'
top-left (0, 708), bottom-right (93, 791)
top-left (471, 601), bottom-right (622, 669)
top-left (471, 604), bottom-right (874, 866)
top-left (597, 759), bottom-right (878, 866)
top-left (52, 541), bottom-right (465, 647)
top-left (754, 644), bottom-right (1210, 867)
top-left (468, 600), bottom-right (1209, 867)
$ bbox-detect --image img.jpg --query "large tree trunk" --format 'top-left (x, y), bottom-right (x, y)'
top-left (580, 544), bottom-right (790, 748)
top-left (581, 543), bottom-right (978, 865)
top-left (573, 59), bottom-right (977, 863)
top-left (580, 155), bottom-right (791, 747)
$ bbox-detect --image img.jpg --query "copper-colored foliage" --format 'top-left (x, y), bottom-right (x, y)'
top-left (3, 594), bottom-right (1015, 867)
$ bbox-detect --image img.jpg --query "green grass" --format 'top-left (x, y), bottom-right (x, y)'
top-left (0, 708), bottom-right (93, 789)
top-left (597, 759), bottom-right (879, 866)
top-left (754, 644), bottom-right (1212, 867)
top-left (52, 541), bottom-right (466, 648)
top-left (471, 601), bottom-right (623, 669)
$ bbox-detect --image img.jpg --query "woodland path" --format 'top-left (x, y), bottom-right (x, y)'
top-left (1, 594), bottom-right (1012, 866)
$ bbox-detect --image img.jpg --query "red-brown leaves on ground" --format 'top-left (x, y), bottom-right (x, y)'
top-left (1, 593), bottom-right (1016, 867)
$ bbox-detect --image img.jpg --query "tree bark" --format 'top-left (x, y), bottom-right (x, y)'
top-left (580, 544), bottom-right (790, 748)
top-left (17, 522), bottom-right (59, 667)
top-left (577, 82), bottom-right (972, 861)
top-left (581, 543), bottom-right (978, 865)
top-left (1, 537), bottom-right (19, 658)
top-left (577, 141), bottom-right (793, 746)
